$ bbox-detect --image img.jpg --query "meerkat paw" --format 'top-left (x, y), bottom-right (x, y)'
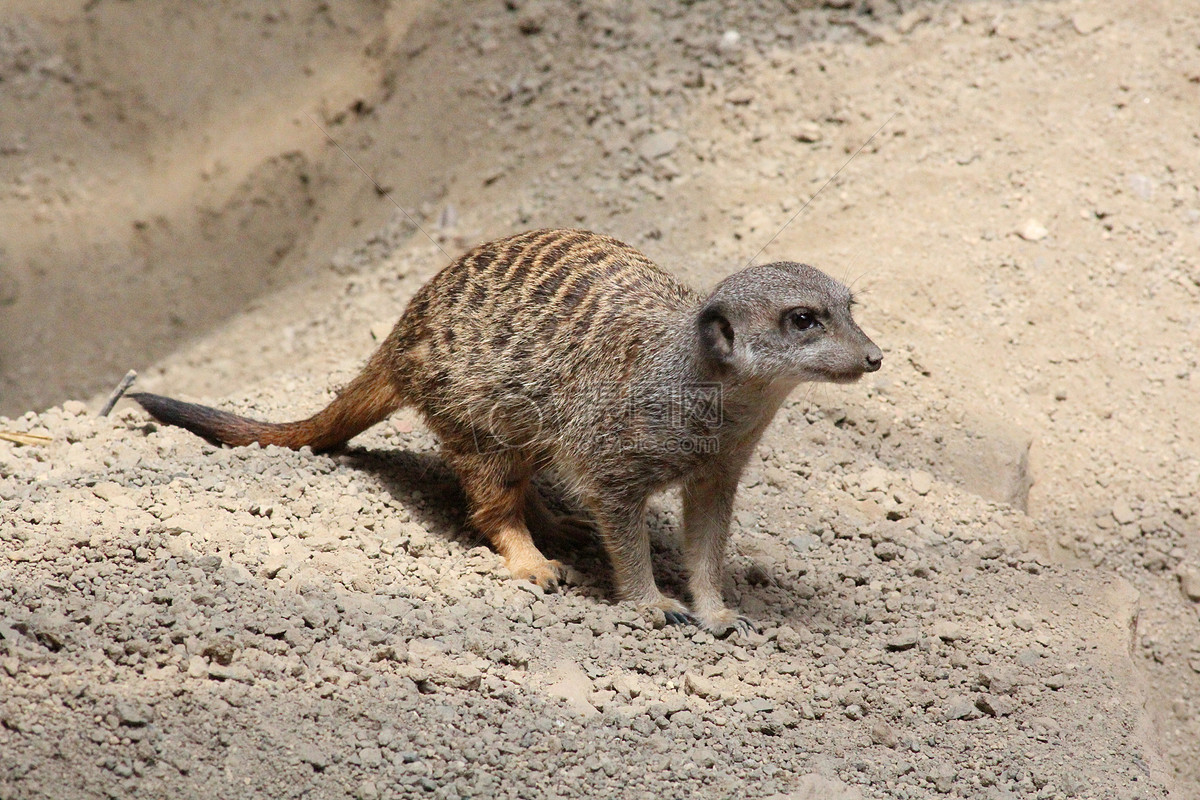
top-left (695, 608), bottom-right (759, 637)
top-left (505, 556), bottom-right (568, 592)
top-left (633, 595), bottom-right (695, 627)
top-left (664, 609), bottom-right (698, 627)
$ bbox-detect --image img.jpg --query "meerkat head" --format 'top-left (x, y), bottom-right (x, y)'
top-left (696, 261), bottom-right (882, 386)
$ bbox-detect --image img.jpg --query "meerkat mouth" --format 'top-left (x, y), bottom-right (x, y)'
top-left (821, 368), bottom-right (868, 384)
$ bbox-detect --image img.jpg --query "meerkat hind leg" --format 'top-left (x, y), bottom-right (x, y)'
top-left (451, 453), bottom-right (566, 591)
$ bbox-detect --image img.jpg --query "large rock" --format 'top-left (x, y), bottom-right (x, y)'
top-left (940, 414), bottom-right (1033, 511)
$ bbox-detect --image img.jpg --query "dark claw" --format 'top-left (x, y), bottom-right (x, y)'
top-left (664, 610), bottom-right (698, 627)
top-left (712, 616), bottom-right (759, 638)
top-left (527, 574), bottom-right (560, 593)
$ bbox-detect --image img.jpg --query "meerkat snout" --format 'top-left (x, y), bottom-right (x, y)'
top-left (863, 343), bottom-right (883, 372)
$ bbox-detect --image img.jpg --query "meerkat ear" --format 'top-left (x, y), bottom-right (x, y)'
top-left (698, 304), bottom-right (736, 364)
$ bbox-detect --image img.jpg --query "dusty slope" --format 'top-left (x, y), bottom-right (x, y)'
top-left (0, 1), bottom-right (433, 416)
top-left (2, 0), bottom-right (1199, 798)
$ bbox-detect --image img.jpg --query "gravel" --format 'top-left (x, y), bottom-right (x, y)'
top-left (0, 376), bottom-right (1171, 798)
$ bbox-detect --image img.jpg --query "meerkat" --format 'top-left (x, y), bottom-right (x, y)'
top-left (131, 229), bottom-right (881, 634)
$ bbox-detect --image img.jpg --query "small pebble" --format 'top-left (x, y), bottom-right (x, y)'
top-left (789, 533), bottom-right (820, 552)
top-left (1044, 673), bottom-right (1068, 690)
top-left (684, 672), bottom-right (720, 700)
top-left (546, 661), bottom-right (598, 717)
top-left (1017, 219), bottom-right (1048, 241)
top-left (931, 621), bottom-right (966, 642)
top-left (975, 694), bottom-right (1014, 717)
top-left (886, 630), bottom-right (920, 651)
top-left (943, 696), bottom-right (978, 721)
top-left (1111, 501), bottom-right (1138, 526)
top-left (859, 466), bottom-right (891, 494)
top-left (114, 700), bottom-right (152, 727)
top-left (295, 742), bottom-right (328, 771)
top-left (874, 541), bottom-right (901, 561)
top-left (868, 720), bottom-right (898, 748)
top-left (1176, 566), bottom-right (1200, 602)
top-left (638, 131), bottom-right (680, 161)
top-left (1072, 11), bottom-right (1109, 35)
top-left (794, 122), bottom-right (823, 143)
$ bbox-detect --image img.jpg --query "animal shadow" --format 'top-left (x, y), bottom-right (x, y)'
top-left (337, 446), bottom-right (612, 598)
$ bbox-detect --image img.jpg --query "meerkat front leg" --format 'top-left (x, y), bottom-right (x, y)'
top-left (588, 493), bottom-right (691, 624)
top-left (681, 473), bottom-right (755, 635)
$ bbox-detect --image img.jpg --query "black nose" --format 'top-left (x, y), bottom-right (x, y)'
top-left (864, 346), bottom-right (883, 372)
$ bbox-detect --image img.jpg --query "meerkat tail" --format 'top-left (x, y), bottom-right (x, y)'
top-left (129, 353), bottom-right (404, 453)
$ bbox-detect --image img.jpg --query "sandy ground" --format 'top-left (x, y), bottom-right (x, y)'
top-left (2, 1), bottom-right (1199, 798)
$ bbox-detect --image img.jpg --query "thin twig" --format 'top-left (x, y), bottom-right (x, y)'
top-left (307, 114), bottom-right (452, 261)
top-left (0, 431), bottom-right (51, 446)
top-left (745, 110), bottom-right (899, 269)
top-left (99, 369), bottom-right (138, 417)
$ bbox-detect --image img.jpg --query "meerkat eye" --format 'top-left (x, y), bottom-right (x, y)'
top-left (788, 310), bottom-right (820, 331)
